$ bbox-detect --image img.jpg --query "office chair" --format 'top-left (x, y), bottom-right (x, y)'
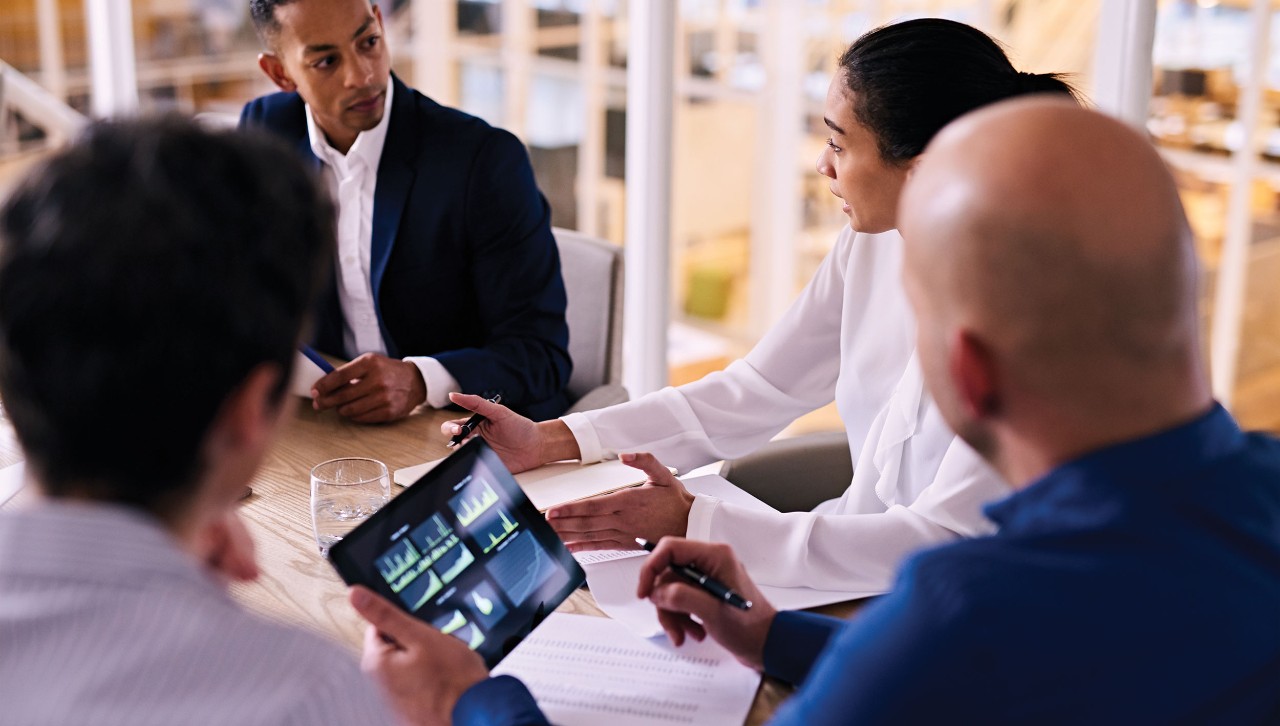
top-left (719, 431), bottom-right (853, 512)
top-left (553, 228), bottom-right (629, 414)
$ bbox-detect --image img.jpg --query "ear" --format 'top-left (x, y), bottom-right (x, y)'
top-left (258, 52), bottom-right (296, 93)
top-left (949, 330), bottom-right (1000, 420)
top-left (208, 363), bottom-right (285, 455)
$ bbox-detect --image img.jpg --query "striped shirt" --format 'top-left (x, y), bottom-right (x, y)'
top-left (0, 501), bottom-right (396, 725)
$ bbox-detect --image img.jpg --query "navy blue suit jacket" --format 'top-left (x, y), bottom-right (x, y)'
top-left (240, 75), bottom-right (571, 420)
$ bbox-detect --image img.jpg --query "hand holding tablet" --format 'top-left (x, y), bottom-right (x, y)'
top-left (328, 440), bottom-right (585, 667)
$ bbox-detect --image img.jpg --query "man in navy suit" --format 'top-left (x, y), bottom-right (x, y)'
top-left (241, 0), bottom-right (570, 422)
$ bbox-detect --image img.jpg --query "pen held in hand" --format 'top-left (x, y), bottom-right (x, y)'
top-left (299, 344), bottom-right (336, 374)
top-left (636, 537), bottom-right (753, 610)
top-left (447, 393), bottom-right (502, 448)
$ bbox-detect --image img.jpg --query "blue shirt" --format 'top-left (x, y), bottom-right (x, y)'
top-left (460, 404), bottom-right (1280, 724)
top-left (766, 403), bottom-right (1280, 723)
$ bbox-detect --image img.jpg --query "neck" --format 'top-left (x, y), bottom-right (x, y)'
top-left (322, 125), bottom-right (357, 155)
top-left (993, 382), bottom-right (1214, 488)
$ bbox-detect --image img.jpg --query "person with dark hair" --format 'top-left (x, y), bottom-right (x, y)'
top-left (241, 0), bottom-right (571, 423)
top-left (438, 18), bottom-right (1079, 593)
top-left (342, 99), bottom-right (1280, 726)
top-left (0, 118), bottom-right (405, 723)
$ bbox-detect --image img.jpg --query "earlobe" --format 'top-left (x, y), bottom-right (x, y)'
top-left (257, 53), bottom-right (296, 92)
top-left (951, 330), bottom-right (999, 420)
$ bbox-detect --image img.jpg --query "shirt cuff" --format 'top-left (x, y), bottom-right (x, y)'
top-left (405, 356), bottom-right (461, 409)
top-left (685, 493), bottom-right (720, 540)
top-left (762, 610), bottom-right (846, 686)
top-left (561, 412), bottom-right (605, 464)
top-left (452, 675), bottom-right (549, 726)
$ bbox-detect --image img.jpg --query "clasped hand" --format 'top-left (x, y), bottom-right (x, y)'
top-left (312, 352), bottom-right (427, 423)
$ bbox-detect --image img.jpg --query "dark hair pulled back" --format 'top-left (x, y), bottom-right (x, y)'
top-left (838, 18), bottom-right (1079, 164)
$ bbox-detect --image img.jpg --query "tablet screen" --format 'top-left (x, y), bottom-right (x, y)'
top-left (328, 439), bottom-right (585, 667)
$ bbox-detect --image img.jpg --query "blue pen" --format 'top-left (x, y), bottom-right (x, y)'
top-left (299, 345), bottom-right (336, 374)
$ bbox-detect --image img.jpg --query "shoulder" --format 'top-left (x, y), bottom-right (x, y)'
top-left (185, 606), bottom-right (393, 722)
top-left (239, 89), bottom-right (306, 137)
top-left (827, 227), bottom-right (903, 280)
top-left (401, 84), bottom-right (521, 154)
top-left (394, 83), bottom-right (524, 172)
top-left (890, 537), bottom-right (1038, 625)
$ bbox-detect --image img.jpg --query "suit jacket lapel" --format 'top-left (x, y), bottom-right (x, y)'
top-left (371, 74), bottom-right (421, 341)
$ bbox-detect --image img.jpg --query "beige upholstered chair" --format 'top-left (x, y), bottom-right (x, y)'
top-left (554, 228), bottom-right (629, 414)
top-left (719, 431), bottom-right (853, 512)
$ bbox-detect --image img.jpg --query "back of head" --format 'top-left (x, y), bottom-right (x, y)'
top-left (900, 98), bottom-right (1208, 463)
top-left (0, 118), bottom-right (334, 516)
top-left (840, 18), bottom-right (1080, 164)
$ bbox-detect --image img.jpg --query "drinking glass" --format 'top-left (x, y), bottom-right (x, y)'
top-left (310, 457), bottom-right (390, 556)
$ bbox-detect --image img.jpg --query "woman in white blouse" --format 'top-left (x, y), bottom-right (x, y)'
top-left (444, 18), bottom-right (1078, 593)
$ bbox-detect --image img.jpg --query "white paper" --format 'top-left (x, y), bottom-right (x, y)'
top-left (394, 457), bottom-right (445, 486)
top-left (492, 612), bottom-right (761, 726)
top-left (396, 459), bottom-right (668, 513)
top-left (583, 474), bottom-right (880, 637)
top-left (584, 549), bottom-right (878, 638)
top-left (289, 350), bottom-right (331, 398)
top-left (573, 549), bottom-right (647, 566)
top-left (0, 462), bottom-right (24, 507)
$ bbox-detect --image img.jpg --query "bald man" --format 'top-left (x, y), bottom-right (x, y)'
top-left (340, 100), bottom-right (1280, 724)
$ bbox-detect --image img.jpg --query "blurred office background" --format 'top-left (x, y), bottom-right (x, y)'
top-left (0, 0), bottom-right (1277, 434)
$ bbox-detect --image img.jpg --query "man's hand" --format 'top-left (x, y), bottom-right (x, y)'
top-left (637, 538), bottom-right (777, 670)
top-left (441, 392), bottom-right (579, 473)
top-left (312, 353), bottom-right (426, 423)
top-left (350, 586), bottom-right (489, 726)
top-left (196, 509), bottom-right (259, 584)
top-left (546, 452), bottom-right (694, 552)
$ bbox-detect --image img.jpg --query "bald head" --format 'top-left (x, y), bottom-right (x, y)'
top-left (900, 98), bottom-right (1210, 480)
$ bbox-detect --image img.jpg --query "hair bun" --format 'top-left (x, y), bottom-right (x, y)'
top-left (1016, 70), bottom-right (1071, 95)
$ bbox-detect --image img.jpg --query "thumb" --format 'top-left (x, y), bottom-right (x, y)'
top-left (448, 392), bottom-right (506, 418)
top-left (619, 452), bottom-right (674, 485)
top-left (349, 586), bottom-right (419, 646)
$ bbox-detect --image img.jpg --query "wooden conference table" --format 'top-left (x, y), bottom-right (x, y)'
top-left (2, 401), bottom-right (863, 724)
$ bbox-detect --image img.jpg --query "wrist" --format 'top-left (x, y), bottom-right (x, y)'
top-left (537, 419), bottom-right (581, 464)
top-left (403, 360), bottom-right (427, 407)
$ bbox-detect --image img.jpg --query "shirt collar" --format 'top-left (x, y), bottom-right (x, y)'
top-left (984, 403), bottom-right (1244, 535)
top-left (304, 80), bottom-right (395, 175)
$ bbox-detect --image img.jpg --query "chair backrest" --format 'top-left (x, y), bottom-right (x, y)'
top-left (553, 228), bottom-right (624, 402)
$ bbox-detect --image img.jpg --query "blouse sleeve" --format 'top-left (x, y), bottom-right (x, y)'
top-left (561, 232), bottom-right (853, 472)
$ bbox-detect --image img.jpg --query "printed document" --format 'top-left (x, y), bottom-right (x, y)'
top-left (492, 612), bottom-right (761, 726)
top-left (583, 475), bottom-right (880, 637)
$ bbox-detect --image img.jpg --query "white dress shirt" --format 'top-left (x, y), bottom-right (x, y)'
top-left (0, 501), bottom-right (396, 725)
top-left (562, 228), bottom-right (1010, 593)
top-left (306, 84), bottom-right (460, 408)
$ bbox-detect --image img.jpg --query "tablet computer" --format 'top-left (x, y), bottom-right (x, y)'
top-left (328, 439), bottom-right (585, 667)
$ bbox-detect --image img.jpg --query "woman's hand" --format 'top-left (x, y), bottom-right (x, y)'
top-left (441, 393), bottom-right (578, 474)
top-left (546, 452), bottom-right (695, 551)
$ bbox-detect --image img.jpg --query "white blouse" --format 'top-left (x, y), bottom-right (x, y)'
top-left (561, 228), bottom-right (1010, 593)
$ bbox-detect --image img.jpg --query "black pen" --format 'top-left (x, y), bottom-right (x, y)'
top-left (636, 537), bottom-right (752, 610)
top-left (447, 394), bottom-right (501, 448)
